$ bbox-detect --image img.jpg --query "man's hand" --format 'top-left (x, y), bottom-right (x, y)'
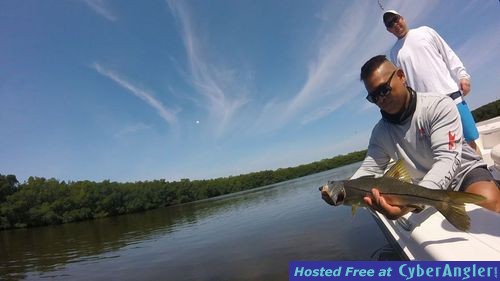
top-left (459, 78), bottom-right (471, 96)
top-left (363, 188), bottom-right (410, 220)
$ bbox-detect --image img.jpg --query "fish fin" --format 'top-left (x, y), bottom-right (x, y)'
top-left (351, 205), bottom-right (359, 216)
top-left (446, 191), bottom-right (486, 204)
top-left (407, 204), bottom-right (425, 213)
top-left (383, 159), bottom-right (412, 183)
top-left (435, 203), bottom-right (470, 231)
top-left (357, 175), bottom-right (376, 179)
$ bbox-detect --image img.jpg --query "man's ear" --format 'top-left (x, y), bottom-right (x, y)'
top-left (396, 68), bottom-right (405, 79)
top-left (396, 68), bottom-right (406, 85)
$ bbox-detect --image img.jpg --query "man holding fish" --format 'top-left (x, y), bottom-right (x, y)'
top-left (320, 55), bottom-right (499, 231)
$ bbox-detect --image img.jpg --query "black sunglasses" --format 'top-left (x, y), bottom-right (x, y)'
top-left (385, 15), bottom-right (400, 28)
top-left (366, 70), bottom-right (397, 103)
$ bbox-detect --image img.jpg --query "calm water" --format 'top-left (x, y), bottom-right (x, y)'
top-left (1, 163), bottom-right (394, 281)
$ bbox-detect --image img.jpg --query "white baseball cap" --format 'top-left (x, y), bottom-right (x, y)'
top-left (383, 10), bottom-right (401, 27)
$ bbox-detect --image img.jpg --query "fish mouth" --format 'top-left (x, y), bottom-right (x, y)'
top-left (319, 184), bottom-right (343, 206)
top-left (319, 185), bottom-right (335, 205)
top-left (334, 191), bottom-right (345, 205)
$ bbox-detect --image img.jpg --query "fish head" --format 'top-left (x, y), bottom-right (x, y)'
top-left (319, 181), bottom-right (346, 206)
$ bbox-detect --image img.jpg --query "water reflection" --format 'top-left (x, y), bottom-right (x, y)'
top-left (1, 162), bottom-right (391, 280)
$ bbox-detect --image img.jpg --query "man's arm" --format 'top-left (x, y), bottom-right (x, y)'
top-left (351, 123), bottom-right (391, 179)
top-left (355, 124), bottom-right (413, 219)
top-left (459, 78), bottom-right (471, 96)
top-left (428, 27), bottom-right (471, 95)
top-left (419, 96), bottom-right (463, 190)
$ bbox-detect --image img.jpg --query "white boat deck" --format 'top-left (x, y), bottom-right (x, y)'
top-left (373, 116), bottom-right (500, 260)
top-left (476, 116), bottom-right (500, 179)
top-left (374, 204), bottom-right (500, 260)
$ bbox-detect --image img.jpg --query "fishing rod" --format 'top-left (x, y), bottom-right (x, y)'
top-left (377, 0), bottom-right (385, 11)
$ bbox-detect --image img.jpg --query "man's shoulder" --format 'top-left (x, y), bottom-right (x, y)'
top-left (369, 118), bottom-right (392, 143)
top-left (416, 92), bottom-right (454, 110)
top-left (372, 118), bottom-right (387, 132)
top-left (417, 91), bottom-right (450, 102)
top-left (414, 25), bottom-right (435, 32)
top-left (417, 91), bottom-right (445, 99)
top-left (409, 26), bottom-right (438, 38)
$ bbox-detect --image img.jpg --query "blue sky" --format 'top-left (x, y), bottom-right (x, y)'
top-left (1, 0), bottom-right (499, 183)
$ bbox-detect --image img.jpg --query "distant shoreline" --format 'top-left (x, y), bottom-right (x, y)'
top-left (1, 99), bottom-right (498, 230)
top-left (0, 151), bottom-right (367, 230)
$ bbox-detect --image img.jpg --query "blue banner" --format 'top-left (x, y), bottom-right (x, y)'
top-left (289, 261), bottom-right (499, 281)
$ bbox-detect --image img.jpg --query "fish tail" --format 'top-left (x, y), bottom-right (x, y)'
top-left (435, 203), bottom-right (470, 231)
top-left (446, 191), bottom-right (486, 204)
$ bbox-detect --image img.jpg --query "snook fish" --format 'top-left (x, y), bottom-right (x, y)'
top-left (319, 160), bottom-right (485, 231)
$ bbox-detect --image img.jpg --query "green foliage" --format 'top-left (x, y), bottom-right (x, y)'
top-left (0, 150), bottom-right (367, 230)
top-left (471, 99), bottom-right (500, 122)
top-left (0, 174), bottom-right (18, 203)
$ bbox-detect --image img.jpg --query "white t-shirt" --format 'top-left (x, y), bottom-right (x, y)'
top-left (390, 26), bottom-right (470, 95)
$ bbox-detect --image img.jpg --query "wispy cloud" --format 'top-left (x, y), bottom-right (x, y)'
top-left (300, 93), bottom-right (351, 125)
top-left (114, 122), bottom-right (153, 138)
top-left (93, 63), bottom-right (179, 130)
top-left (456, 23), bottom-right (500, 108)
top-left (166, 0), bottom-right (249, 137)
top-left (252, 2), bottom-right (386, 133)
top-left (280, 1), bottom-right (442, 127)
top-left (285, 4), bottom-right (371, 115)
top-left (83, 0), bottom-right (117, 22)
top-left (457, 24), bottom-right (500, 73)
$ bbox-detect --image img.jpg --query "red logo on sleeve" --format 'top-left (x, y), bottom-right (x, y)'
top-left (418, 127), bottom-right (426, 137)
top-left (448, 131), bottom-right (456, 150)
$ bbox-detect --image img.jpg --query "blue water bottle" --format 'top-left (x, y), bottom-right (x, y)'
top-left (452, 92), bottom-right (479, 142)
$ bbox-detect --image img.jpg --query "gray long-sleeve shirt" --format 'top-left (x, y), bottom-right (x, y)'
top-left (352, 92), bottom-right (484, 191)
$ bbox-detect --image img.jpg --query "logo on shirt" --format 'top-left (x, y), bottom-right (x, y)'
top-left (448, 131), bottom-right (456, 150)
top-left (418, 127), bottom-right (426, 137)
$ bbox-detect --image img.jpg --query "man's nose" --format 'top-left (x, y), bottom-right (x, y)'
top-left (376, 94), bottom-right (388, 104)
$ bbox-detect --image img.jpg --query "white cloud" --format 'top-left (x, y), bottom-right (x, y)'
top-left (457, 24), bottom-right (500, 73)
top-left (93, 63), bottom-right (179, 130)
top-left (280, 1), bottom-right (446, 126)
top-left (286, 3), bottom-right (372, 114)
top-left (83, 0), bottom-right (117, 22)
top-left (166, 0), bottom-right (249, 137)
top-left (114, 123), bottom-right (153, 138)
top-left (252, 2), bottom-right (389, 132)
top-left (300, 93), bottom-right (350, 125)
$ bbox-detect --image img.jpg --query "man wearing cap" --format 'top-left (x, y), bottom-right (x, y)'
top-left (383, 10), bottom-right (480, 150)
